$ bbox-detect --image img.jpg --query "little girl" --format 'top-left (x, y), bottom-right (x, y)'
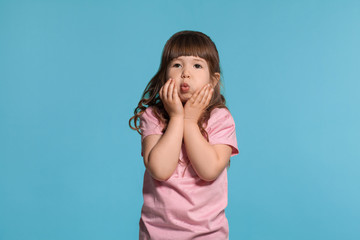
top-left (129, 30), bottom-right (239, 240)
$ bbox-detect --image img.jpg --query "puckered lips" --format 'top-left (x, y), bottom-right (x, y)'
top-left (180, 83), bottom-right (190, 93)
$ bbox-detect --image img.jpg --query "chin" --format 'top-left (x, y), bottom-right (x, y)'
top-left (179, 94), bottom-right (192, 103)
top-left (180, 98), bottom-right (189, 104)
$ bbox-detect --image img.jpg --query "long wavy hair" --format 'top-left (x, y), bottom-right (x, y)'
top-left (129, 30), bottom-right (227, 139)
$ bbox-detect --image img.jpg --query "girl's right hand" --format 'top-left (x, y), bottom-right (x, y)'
top-left (159, 78), bottom-right (184, 118)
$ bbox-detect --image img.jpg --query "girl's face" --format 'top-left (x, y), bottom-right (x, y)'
top-left (166, 56), bottom-right (219, 103)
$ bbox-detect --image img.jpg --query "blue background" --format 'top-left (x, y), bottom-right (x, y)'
top-left (1, 0), bottom-right (359, 239)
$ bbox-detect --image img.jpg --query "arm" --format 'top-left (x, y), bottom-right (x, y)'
top-left (143, 117), bottom-right (183, 181)
top-left (142, 79), bottom-right (184, 181)
top-left (183, 84), bottom-right (232, 181)
top-left (184, 121), bottom-right (232, 181)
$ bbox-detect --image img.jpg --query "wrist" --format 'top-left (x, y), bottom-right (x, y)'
top-left (184, 117), bottom-right (198, 124)
top-left (169, 114), bottom-right (184, 121)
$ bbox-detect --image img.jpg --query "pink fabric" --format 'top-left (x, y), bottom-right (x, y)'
top-left (139, 107), bottom-right (239, 240)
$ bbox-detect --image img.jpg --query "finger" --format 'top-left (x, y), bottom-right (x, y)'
top-left (197, 88), bottom-right (207, 103)
top-left (201, 84), bottom-right (211, 101)
top-left (189, 88), bottom-right (200, 103)
top-left (162, 79), bottom-right (171, 99)
top-left (168, 79), bottom-right (174, 101)
top-left (200, 86), bottom-right (210, 104)
top-left (173, 84), bottom-right (179, 101)
top-left (191, 88), bottom-right (204, 104)
top-left (196, 84), bottom-right (209, 103)
top-left (159, 86), bottom-right (164, 100)
top-left (204, 87), bottom-right (214, 106)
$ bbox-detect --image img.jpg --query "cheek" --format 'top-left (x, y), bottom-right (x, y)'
top-left (167, 69), bottom-right (179, 78)
top-left (165, 71), bottom-right (170, 80)
top-left (175, 81), bottom-right (181, 91)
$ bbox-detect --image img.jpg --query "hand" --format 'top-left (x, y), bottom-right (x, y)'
top-left (159, 78), bottom-right (184, 118)
top-left (184, 84), bottom-right (214, 123)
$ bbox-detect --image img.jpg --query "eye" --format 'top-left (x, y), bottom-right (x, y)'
top-left (194, 64), bottom-right (202, 69)
top-left (172, 63), bottom-right (181, 68)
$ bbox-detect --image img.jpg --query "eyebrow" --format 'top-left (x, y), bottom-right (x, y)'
top-left (173, 57), bottom-right (206, 63)
top-left (193, 58), bottom-right (206, 63)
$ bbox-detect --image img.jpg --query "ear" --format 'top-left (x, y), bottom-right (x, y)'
top-left (211, 73), bottom-right (220, 87)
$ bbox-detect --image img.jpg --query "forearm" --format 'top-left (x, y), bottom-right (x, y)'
top-left (147, 116), bottom-right (183, 181)
top-left (183, 120), bottom-right (220, 181)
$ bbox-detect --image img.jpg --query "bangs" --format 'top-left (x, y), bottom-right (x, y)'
top-left (159, 30), bottom-right (220, 73)
top-left (164, 34), bottom-right (214, 62)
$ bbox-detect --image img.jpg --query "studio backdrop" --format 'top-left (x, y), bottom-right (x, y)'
top-left (1, 0), bottom-right (359, 239)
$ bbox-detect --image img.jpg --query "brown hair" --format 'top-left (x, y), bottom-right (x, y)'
top-left (129, 30), bottom-right (227, 139)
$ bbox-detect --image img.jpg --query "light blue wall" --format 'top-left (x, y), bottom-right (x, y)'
top-left (1, 0), bottom-right (359, 239)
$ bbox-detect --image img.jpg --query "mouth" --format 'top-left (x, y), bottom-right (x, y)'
top-left (180, 83), bottom-right (190, 93)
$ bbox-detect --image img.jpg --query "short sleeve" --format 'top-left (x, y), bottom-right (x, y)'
top-left (206, 108), bottom-right (239, 157)
top-left (139, 107), bottom-right (164, 142)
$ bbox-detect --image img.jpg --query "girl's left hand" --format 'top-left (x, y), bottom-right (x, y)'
top-left (184, 84), bottom-right (214, 123)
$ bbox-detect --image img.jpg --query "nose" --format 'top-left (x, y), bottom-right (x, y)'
top-left (181, 67), bottom-right (190, 79)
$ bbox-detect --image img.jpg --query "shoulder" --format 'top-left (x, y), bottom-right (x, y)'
top-left (140, 106), bottom-right (164, 139)
top-left (206, 107), bottom-right (236, 136)
top-left (207, 107), bottom-right (234, 127)
top-left (140, 107), bottom-right (159, 123)
top-left (206, 107), bottom-right (239, 156)
top-left (141, 106), bottom-right (155, 117)
top-left (210, 107), bottom-right (232, 118)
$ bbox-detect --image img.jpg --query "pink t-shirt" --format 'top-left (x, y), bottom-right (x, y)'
top-left (139, 107), bottom-right (239, 240)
